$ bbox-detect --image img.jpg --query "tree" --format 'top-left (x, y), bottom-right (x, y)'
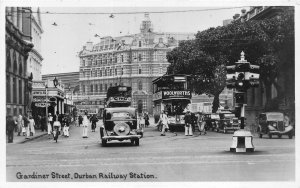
top-left (167, 7), bottom-right (294, 112)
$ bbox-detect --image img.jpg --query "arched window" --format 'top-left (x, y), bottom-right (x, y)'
top-left (139, 41), bottom-right (142, 47)
top-left (115, 68), bottom-right (117, 76)
top-left (90, 84), bottom-right (93, 93)
top-left (138, 67), bottom-right (142, 74)
top-left (104, 69), bottom-right (107, 76)
top-left (121, 68), bottom-right (124, 75)
top-left (138, 80), bottom-right (143, 90)
top-left (138, 100), bottom-right (143, 114)
top-left (110, 69), bottom-right (112, 76)
top-left (105, 84), bottom-right (108, 91)
top-left (100, 84), bottom-right (103, 92)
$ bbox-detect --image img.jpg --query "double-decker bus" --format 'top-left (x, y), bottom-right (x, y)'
top-left (101, 85), bottom-right (141, 146)
top-left (152, 74), bottom-right (192, 131)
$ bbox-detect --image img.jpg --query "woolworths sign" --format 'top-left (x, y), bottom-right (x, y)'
top-left (162, 90), bottom-right (191, 99)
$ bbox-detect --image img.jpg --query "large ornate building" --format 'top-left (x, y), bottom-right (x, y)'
top-left (6, 7), bottom-right (34, 116)
top-left (77, 13), bottom-right (194, 114)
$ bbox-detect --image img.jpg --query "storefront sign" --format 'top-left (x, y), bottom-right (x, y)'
top-left (162, 90), bottom-right (191, 99)
top-left (153, 91), bottom-right (163, 101)
top-left (109, 97), bottom-right (131, 102)
top-left (35, 103), bottom-right (50, 108)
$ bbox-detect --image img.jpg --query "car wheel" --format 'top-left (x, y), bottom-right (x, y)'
top-left (135, 139), bottom-right (139, 146)
top-left (101, 139), bottom-right (107, 147)
top-left (289, 134), bottom-right (293, 139)
top-left (268, 133), bottom-right (272, 139)
top-left (278, 135), bottom-right (282, 139)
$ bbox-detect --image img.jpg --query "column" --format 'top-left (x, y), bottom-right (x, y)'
top-left (54, 100), bottom-right (57, 114)
top-left (58, 100), bottom-right (61, 114)
top-left (62, 100), bottom-right (64, 114)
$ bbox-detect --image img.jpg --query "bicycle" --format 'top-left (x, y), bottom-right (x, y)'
top-left (53, 121), bottom-right (61, 143)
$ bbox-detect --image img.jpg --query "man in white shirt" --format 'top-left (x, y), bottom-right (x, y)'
top-left (160, 111), bottom-right (169, 136)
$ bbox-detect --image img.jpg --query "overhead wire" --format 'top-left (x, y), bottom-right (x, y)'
top-left (7, 6), bottom-right (248, 15)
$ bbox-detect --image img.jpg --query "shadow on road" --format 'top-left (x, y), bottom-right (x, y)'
top-left (219, 150), bottom-right (268, 155)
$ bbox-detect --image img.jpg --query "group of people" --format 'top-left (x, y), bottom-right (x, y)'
top-left (76, 113), bottom-right (99, 138)
top-left (47, 112), bottom-right (72, 139)
top-left (6, 114), bottom-right (37, 143)
top-left (158, 110), bottom-right (207, 136)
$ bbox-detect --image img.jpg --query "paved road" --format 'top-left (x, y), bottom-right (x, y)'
top-left (6, 122), bottom-right (295, 182)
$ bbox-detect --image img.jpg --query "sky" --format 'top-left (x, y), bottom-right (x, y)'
top-left (39, 6), bottom-right (249, 75)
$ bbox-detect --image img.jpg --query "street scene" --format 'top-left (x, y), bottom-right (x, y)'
top-left (6, 121), bottom-right (295, 182)
top-left (4, 2), bottom-right (296, 186)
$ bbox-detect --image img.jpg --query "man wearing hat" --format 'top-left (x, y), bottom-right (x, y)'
top-left (184, 110), bottom-right (193, 136)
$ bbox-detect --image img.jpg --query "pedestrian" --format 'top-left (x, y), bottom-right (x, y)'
top-left (184, 110), bottom-right (193, 136)
top-left (90, 114), bottom-right (98, 132)
top-left (160, 111), bottom-right (170, 136)
top-left (6, 115), bottom-right (17, 143)
top-left (23, 114), bottom-right (30, 139)
top-left (40, 115), bottom-right (46, 132)
top-left (144, 112), bottom-right (149, 128)
top-left (62, 116), bottom-right (69, 137)
top-left (138, 114), bottom-right (145, 136)
top-left (191, 112), bottom-right (197, 133)
top-left (78, 115), bottom-right (83, 127)
top-left (82, 112), bottom-right (89, 138)
top-left (28, 115), bottom-right (36, 137)
top-left (36, 115), bottom-right (41, 130)
top-left (48, 113), bottom-right (53, 132)
top-left (17, 114), bottom-right (23, 136)
top-left (284, 112), bottom-right (290, 127)
top-left (197, 113), bottom-right (206, 135)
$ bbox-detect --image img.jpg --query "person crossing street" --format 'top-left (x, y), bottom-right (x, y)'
top-left (184, 110), bottom-right (193, 136)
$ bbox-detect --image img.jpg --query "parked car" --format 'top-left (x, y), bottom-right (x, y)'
top-left (101, 107), bottom-right (141, 146)
top-left (257, 112), bottom-right (293, 139)
top-left (203, 113), bottom-right (220, 131)
top-left (218, 113), bottom-right (240, 133)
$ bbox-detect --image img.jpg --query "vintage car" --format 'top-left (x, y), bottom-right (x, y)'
top-left (257, 112), bottom-right (293, 139)
top-left (218, 113), bottom-right (240, 133)
top-left (203, 113), bottom-right (220, 131)
top-left (101, 107), bottom-right (141, 146)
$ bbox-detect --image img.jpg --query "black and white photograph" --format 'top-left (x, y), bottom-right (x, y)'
top-left (1, 0), bottom-right (299, 187)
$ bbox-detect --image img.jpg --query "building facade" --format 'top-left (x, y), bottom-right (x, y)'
top-left (28, 7), bottom-right (43, 81)
top-left (6, 7), bottom-right (34, 116)
top-left (77, 13), bottom-right (194, 115)
top-left (40, 72), bottom-right (80, 115)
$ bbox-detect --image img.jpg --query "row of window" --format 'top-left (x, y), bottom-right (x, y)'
top-left (81, 80), bottom-right (144, 94)
top-left (6, 75), bottom-right (23, 104)
top-left (7, 48), bottom-right (24, 76)
top-left (81, 65), bottom-right (166, 78)
top-left (81, 51), bottom-right (167, 67)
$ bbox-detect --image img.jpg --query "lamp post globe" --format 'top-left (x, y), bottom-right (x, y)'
top-left (53, 77), bottom-right (58, 87)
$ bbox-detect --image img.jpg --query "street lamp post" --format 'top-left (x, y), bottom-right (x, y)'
top-left (45, 83), bottom-right (48, 127)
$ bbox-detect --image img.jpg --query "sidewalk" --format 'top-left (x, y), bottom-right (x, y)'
top-left (6, 129), bottom-right (48, 144)
top-left (6, 121), bottom-right (76, 144)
